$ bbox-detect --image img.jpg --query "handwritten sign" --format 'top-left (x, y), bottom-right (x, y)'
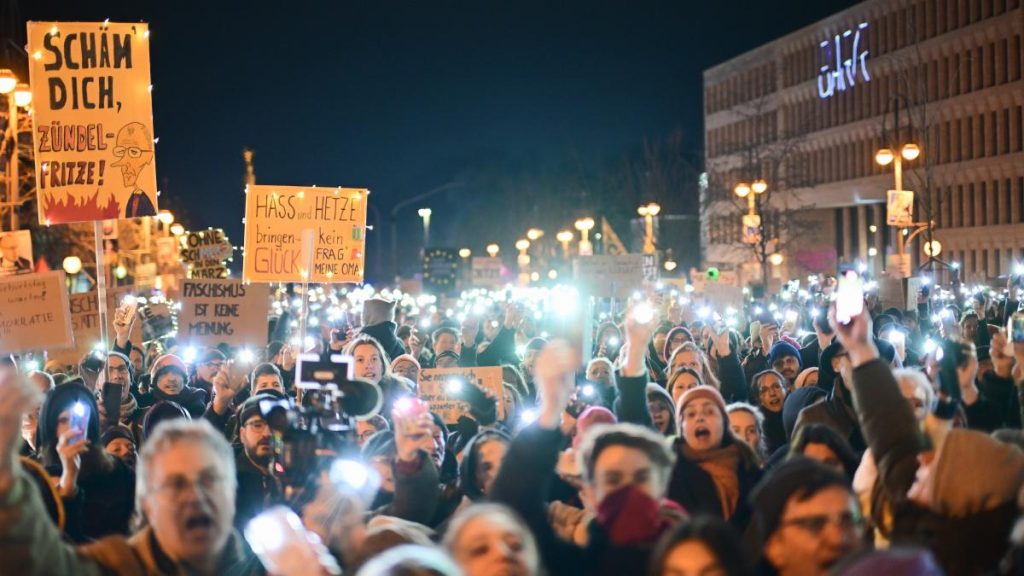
top-left (243, 185), bottom-right (367, 283)
top-left (0, 230), bottom-right (34, 276)
top-left (817, 22), bottom-right (871, 99)
top-left (28, 21), bottom-right (158, 224)
top-left (49, 286), bottom-right (143, 364)
top-left (417, 366), bottom-right (505, 424)
top-left (177, 278), bottom-right (269, 348)
top-left (471, 257), bottom-right (503, 290)
top-left (179, 228), bottom-right (232, 279)
top-left (574, 254), bottom-right (646, 298)
top-left (0, 272), bottom-right (73, 354)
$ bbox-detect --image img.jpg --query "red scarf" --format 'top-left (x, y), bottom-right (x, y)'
top-left (596, 485), bottom-right (687, 546)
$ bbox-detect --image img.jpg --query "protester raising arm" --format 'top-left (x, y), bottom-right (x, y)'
top-left (474, 304), bottom-right (524, 367)
top-left (491, 340), bottom-right (584, 575)
top-left (614, 308), bottom-right (656, 430)
top-left (369, 402), bottom-right (442, 526)
top-left (203, 362), bottom-right (247, 435)
top-left (708, 328), bottom-right (747, 403)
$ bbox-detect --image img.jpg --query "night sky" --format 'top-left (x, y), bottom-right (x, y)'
top-left (17, 0), bottom-right (859, 281)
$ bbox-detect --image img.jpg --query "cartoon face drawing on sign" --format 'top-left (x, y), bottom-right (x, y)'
top-left (111, 122), bottom-right (156, 218)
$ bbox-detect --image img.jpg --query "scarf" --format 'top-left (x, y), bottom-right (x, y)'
top-left (595, 484), bottom-right (686, 546)
top-left (97, 389), bottom-right (139, 424)
top-left (682, 442), bottom-right (740, 519)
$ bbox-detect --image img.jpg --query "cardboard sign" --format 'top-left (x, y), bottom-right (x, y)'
top-left (471, 257), bottom-right (503, 289)
top-left (243, 185), bottom-right (367, 283)
top-left (50, 285), bottom-right (143, 364)
top-left (417, 366), bottom-right (505, 424)
top-left (140, 302), bottom-right (174, 342)
top-left (177, 278), bottom-right (269, 348)
top-left (179, 228), bottom-right (232, 279)
top-left (574, 254), bottom-right (646, 298)
top-left (642, 253), bottom-right (659, 284)
top-left (28, 22), bottom-right (158, 225)
top-left (0, 230), bottom-right (34, 276)
top-left (0, 271), bottom-right (73, 354)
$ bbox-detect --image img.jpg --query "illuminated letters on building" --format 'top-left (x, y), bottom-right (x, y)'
top-left (817, 22), bottom-right (870, 99)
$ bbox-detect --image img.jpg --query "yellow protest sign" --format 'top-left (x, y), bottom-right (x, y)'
top-left (28, 21), bottom-right (158, 225)
top-left (0, 271), bottom-right (73, 355)
top-left (243, 185), bottom-right (367, 283)
top-left (417, 366), bottom-right (505, 425)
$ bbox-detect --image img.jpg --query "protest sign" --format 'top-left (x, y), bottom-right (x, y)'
top-left (574, 254), bottom-right (646, 298)
top-left (471, 257), bottom-right (503, 290)
top-left (28, 22), bottom-right (158, 225)
top-left (177, 278), bottom-right (269, 348)
top-left (0, 230), bottom-right (33, 276)
top-left (0, 271), bottom-right (73, 354)
top-left (243, 185), bottom-right (367, 283)
top-left (140, 301), bottom-right (175, 342)
top-left (50, 285), bottom-right (143, 364)
top-left (179, 228), bottom-right (232, 279)
top-left (417, 366), bottom-right (505, 424)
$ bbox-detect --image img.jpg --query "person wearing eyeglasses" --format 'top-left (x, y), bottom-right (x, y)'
top-left (111, 122), bottom-right (157, 219)
top-left (750, 457), bottom-right (864, 576)
top-left (233, 394), bottom-right (282, 531)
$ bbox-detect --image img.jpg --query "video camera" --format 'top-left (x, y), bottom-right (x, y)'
top-left (259, 353), bottom-right (382, 497)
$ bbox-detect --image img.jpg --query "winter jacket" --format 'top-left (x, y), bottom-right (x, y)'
top-left (234, 448), bottom-right (282, 531)
top-left (712, 348), bottom-right (749, 404)
top-left (852, 359), bottom-right (1023, 575)
top-left (147, 385), bottom-right (208, 419)
top-left (492, 425), bottom-right (676, 576)
top-left (460, 326), bottom-right (518, 367)
top-left (0, 473), bottom-right (262, 575)
top-left (665, 437), bottom-right (762, 532)
top-left (741, 349), bottom-right (769, 383)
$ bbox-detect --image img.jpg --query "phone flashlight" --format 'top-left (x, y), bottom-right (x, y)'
top-left (329, 459), bottom-right (379, 493)
top-left (236, 348), bottom-right (255, 364)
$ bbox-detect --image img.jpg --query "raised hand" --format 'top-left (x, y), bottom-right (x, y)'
top-left (56, 429), bottom-right (89, 497)
top-left (534, 340), bottom-right (579, 429)
top-left (0, 368), bottom-right (42, 495)
top-left (829, 305), bottom-right (878, 367)
top-left (622, 304), bottom-right (658, 377)
top-left (212, 361), bottom-right (247, 415)
top-left (391, 400), bottom-right (436, 464)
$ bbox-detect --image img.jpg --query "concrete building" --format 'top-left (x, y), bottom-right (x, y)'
top-left (703, 0), bottom-right (1024, 285)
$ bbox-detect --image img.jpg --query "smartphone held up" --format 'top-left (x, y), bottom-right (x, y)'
top-left (834, 269), bottom-right (864, 326)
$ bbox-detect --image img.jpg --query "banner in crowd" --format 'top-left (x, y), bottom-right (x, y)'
top-left (417, 366), bottom-right (505, 424)
top-left (177, 278), bottom-right (269, 348)
top-left (0, 271), bottom-right (73, 354)
top-left (0, 230), bottom-right (33, 276)
top-left (574, 254), bottom-right (646, 298)
top-left (179, 228), bottom-right (232, 279)
top-left (471, 257), bottom-right (503, 290)
top-left (28, 21), bottom-right (158, 225)
top-left (423, 248), bottom-right (458, 294)
top-left (243, 185), bottom-right (367, 283)
top-left (50, 286), bottom-right (143, 364)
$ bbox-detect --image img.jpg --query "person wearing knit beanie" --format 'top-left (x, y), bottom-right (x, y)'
top-left (669, 384), bottom-right (763, 528)
top-left (390, 354), bottom-right (421, 386)
top-left (768, 341), bottom-right (803, 386)
top-left (100, 424), bottom-right (137, 468)
top-left (663, 326), bottom-right (695, 363)
top-left (749, 457), bottom-right (861, 576)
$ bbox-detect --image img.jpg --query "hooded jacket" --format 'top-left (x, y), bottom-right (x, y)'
top-left (646, 383), bottom-right (677, 437)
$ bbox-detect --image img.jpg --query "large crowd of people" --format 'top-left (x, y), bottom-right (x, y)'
top-left (2, 275), bottom-right (1024, 575)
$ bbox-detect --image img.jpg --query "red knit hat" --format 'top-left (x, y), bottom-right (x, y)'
top-left (676, 385), bottom-right (727, 420)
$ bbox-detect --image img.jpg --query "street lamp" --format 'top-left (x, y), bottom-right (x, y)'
top-left (526, 228), bottom-right (544, 241)
top-left (0, 70), bottom-right (16, 95)
top-left (637, 202), bottom-right (661, 254)
top-left (768, 253), bottom-right (784, 266)
top-left (515, 239), bottom-right (531, 285)
top-left (574, 217), bottom-right (595, 256)
top-left (170, 223), bottom-right (185, 236)
top-left (458, 248), bottom-right (472, 259)
top-left (62, 256), bottom-right (83, 275)
top-left (486, 243), bottom-right (500, 258)
top-left (417, 208), bottom-right (432, 250)
top-left (556, 230), bottom-right (574, 258)
top-left (13, 84), bottom-right (31, 108)
top-left (157, 210), bottom-right (175, 226)
top-left (734, 179), bottom-right (769, 282)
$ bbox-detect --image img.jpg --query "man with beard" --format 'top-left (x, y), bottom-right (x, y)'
top-left (769, 341), bottom-right (803, 390)
top-left (233, 394), bottom-right (281, 530)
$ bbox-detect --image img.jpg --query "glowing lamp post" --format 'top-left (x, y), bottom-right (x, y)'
top-left (556, 230), bottom-right (574, 259)
top-left (637, 202), bottom-right (661, 254)
top-left (574, 217), bottom-right (595, 256)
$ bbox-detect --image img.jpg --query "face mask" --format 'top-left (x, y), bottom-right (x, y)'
top-left (595, 484), bottom-right (681, 546)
